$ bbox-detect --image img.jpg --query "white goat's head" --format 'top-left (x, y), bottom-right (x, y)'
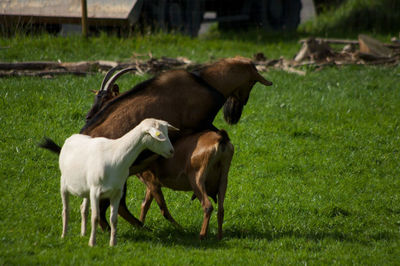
top-left (140, 118), bottom-right (179, 159)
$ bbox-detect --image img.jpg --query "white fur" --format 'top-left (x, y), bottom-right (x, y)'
top-left (59, 118), bottom-right (176, 246)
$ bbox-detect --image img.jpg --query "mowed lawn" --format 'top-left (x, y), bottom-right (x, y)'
top-left (1, 33), bottom-right (400, 265)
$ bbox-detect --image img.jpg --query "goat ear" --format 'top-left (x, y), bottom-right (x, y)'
top-left (148, 127), bottom-right (167, 141)
top-left (90, 89), bottom-right (99, 95)
top-left (254, 71), bottom-right (273, 86)
top-left (112, 84), bottom-right (120, 94)
top-left (167, 123), bottom-right (179, 132)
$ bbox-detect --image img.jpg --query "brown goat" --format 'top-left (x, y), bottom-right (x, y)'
top-left (82, 57), bottom-right (272, 139)
top-left (138, 130), bottom-right (233, 240)
top-left (80, 57), bottom-right (272, 230)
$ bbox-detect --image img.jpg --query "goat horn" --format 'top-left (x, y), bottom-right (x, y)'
top-left (167, 123), bottom-right (180, 132)
top-left (99, 66), bottom-right (122, 92)
top-left (103, 67), bottom-right (137, 93)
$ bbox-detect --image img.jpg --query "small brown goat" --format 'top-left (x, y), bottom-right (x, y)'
top-left (138, 130), bottom-right (234, 240)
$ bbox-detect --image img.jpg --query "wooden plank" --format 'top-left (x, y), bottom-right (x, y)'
top-left (299, 38), bottom-right (358, 45)
top-left (300, 37), bottom-right (399, 49)
top-left (358, 34), bottom-right (393, 58)
top-left (0, 0), bottom-right (137, 19)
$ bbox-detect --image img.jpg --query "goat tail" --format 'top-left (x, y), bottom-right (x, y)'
top-left (217, 129), bottom-right (230, 146)
top-left (38, 137), bottom-right (61, 155)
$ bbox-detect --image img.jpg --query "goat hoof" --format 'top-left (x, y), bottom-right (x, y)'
top-left (172, 222), bottom-right (183, 230)
top-left (142, 226), bottom-right (153, 232)
top-left (100, 225), bottom-right (110, 232)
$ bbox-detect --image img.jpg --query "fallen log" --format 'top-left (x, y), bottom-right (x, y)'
top-left (299, 38), bottom-right (358, 45)
top-left (0, 61), bottom-right (113, 72)
top-left (0, 58), bottom-right (193, 78)
top-left (0, 69), bottom-right (89, 77)
top-left (1, 45), bottom-right (398, 79)
top-left (0, 61), bottom-right (60, 70)
top-left (299, 37), bottom-right (399, 49)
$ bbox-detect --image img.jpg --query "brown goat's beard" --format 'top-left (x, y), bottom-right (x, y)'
top-left (223, 96), bottom-right (244, 125)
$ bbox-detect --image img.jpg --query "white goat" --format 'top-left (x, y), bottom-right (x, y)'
top-left (56, 118), bottom-right (177, 246)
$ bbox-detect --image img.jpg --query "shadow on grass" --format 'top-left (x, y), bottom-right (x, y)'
top-left (117, 223), bottom-right (397, 249)
top-left (118, 225), bottom-right (227, 248)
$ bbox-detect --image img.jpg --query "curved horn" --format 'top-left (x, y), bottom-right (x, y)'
top-left (99, 66), bottom-right (122, 92)
top-left (103, 67), bottom-right (137, 93)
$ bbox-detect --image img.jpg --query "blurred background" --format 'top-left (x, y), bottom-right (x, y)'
top-left (1, 0), bottom-right (399, 37)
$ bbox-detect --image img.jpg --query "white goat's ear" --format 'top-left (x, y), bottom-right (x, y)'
top-left (148, 127), bottom-right (167, 141)
top-left (167, 123), bottom-right (179, 132)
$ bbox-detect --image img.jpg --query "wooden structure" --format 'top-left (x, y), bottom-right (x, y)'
top-left (0, 0), bottom-right (143, 27)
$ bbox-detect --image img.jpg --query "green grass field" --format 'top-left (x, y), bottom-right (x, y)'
top-left (1, 31), bottom-right (400, 265)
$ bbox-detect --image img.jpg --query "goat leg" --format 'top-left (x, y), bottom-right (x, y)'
top-left (109, 192), bottom-right (122, 247)
top-left (217, 172), bottom-right (228, 240)
top-left (99, 199), bottom-right (111, 231)
top-left (99, 183), bottom-right (143, 230)
top-left (117, 182), bottom-right (143, 228)
top-left (150, 185), bottom-right (182, 229)
top-left (80, 198), bottom-right (89, 236)
top-left (89, 188), bottom-right (101, 247)
top-left (217, 141), bottom-right (233, 240)
top-left (61, 188), bottom-right (69, 238)
top-left (189, 170), bottom-right (213, 240)
top-left (140, 187), bottom-right (154, 223)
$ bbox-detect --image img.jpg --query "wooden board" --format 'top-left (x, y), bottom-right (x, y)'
top-left (358, 34), bottom-right (393, 58)
top-left (0, 0), bottom-right (143, 25)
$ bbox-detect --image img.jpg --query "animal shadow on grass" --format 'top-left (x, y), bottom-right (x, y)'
top-left (117, 211), bottom-right (397, 248)
top-left (116, 204), bottom-right (398, 247)
top-left (119, 226), bottom-right (228, 248)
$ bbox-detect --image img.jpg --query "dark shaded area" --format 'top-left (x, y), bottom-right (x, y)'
top-left (313, 0), bottom-right (346, 14)
top-left (301, 0), bottom-right (400, 36)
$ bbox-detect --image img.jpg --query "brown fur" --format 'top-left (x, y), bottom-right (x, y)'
top-left (137, 130), bottom-right (234, 240)
top-left (82, 70), bottom-right (224, 139)
top-left (81, 57), bottom-right (272, 230)
top-left (200, 57), bottom-right (272, 103)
